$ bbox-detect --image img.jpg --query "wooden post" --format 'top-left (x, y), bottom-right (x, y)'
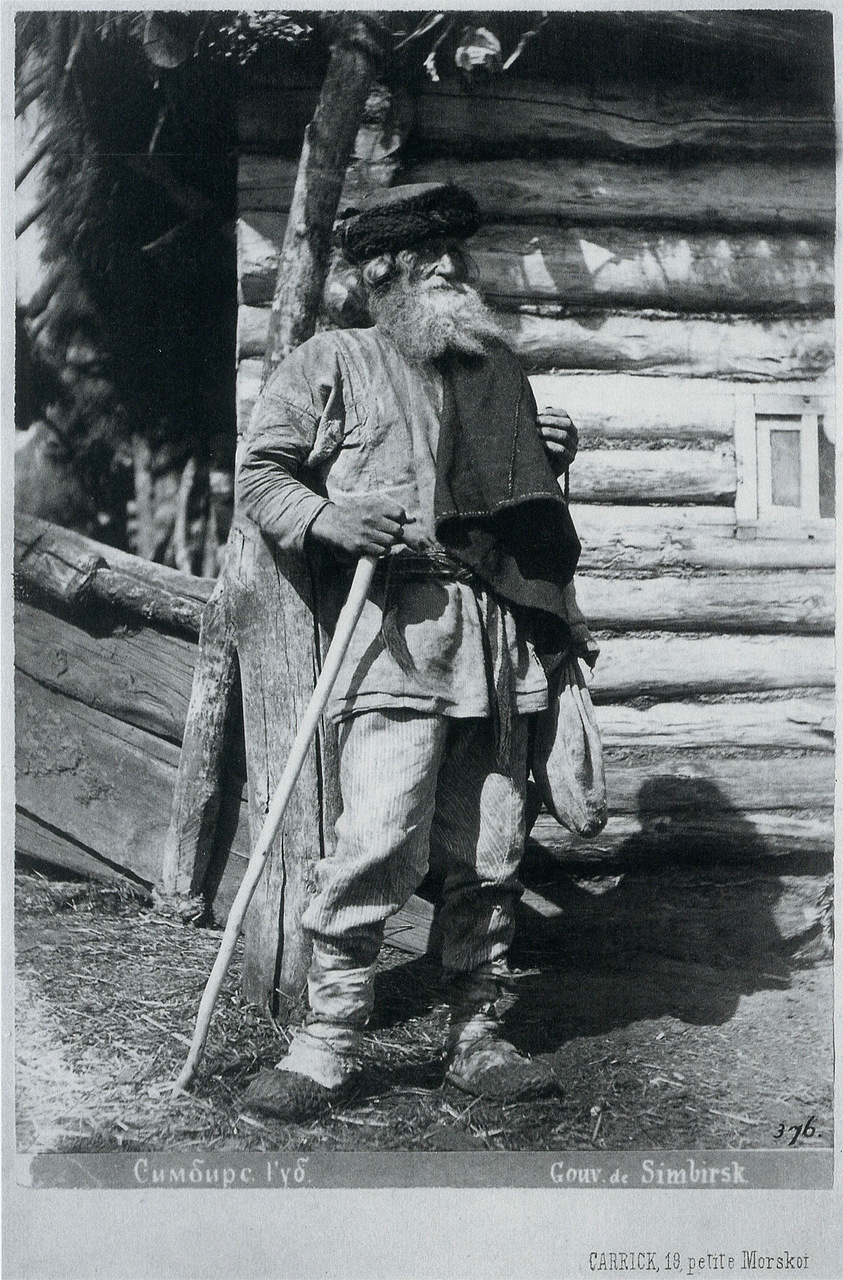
top-left (156, 574), bottom-right (240, 919)
top-left (260, 14), bottom-right (392, 383)
top-left (235, 14), bottom-right (391, 1007)
top-left (157, 14), bottom-right (392, 1002)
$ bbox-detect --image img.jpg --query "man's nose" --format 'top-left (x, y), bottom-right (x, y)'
top-left (432, 252), bottom-right (459, 279)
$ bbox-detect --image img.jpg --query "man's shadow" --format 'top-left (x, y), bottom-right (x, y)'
top-left (371, 775), bottom-right (830, 1059)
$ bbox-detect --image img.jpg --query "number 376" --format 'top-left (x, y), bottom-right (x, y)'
top-left (774, 1116), bottom-right (817, 1145)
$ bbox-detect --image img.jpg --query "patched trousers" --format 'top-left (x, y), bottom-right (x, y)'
top-left (300, 709), bottom-right (529, 1032)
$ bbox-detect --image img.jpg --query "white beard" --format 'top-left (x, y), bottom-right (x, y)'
top-left (368, 273), bottom-right (504, 363)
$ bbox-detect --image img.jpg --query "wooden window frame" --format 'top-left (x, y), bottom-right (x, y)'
top-left (734, 387), bottom-right (835, 540)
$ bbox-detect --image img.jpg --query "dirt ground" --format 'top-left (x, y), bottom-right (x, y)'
top-left (14, 868), bottom-right (833, 1155)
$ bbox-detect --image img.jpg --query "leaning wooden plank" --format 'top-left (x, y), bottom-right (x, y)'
top-left (601, 753), bottom-right (834, 814)
top-left (570, 448), bottom-right (735, 505)
top-left (573, 505), bottom-right (835, 571)
top-left (15, 672), bottom-right (181, 885)
top-left (237, 306), bottom-right (835, 380)
top-left (15, 809), bottom-right (147, 888)
top-left (240, 212), bottom-right (833, 312)
top-left (14, 513), bottom-right (210, 635)
top-left (575, 569), bottom-right (835, 634)
top-left (159, 577), bottom-right (241, 915)
top-left (596, 696), bottom-right (835, 753)
top-left (208, 846), bottom-right (250, 922)
top-left (15, 670), bottom-right (254, 898)
top-left (530, 810), bottom-right (834, 858)
top-left (239, 82), bottom-right (834, 157)
top-left (237, 359), bottom-right (263, 434)
top-left (14, 599), bottom-right (197, 744)
top-left (411, 80), bottom-right (835, 158)
top-left (399, 157), bottom-right (836, 231)
top-left (383, 894), bottom-right (435, 957)
top-left (228, 518), bottom-right (325, 1005)
top-left (590, 634), bottom-right (835, 700)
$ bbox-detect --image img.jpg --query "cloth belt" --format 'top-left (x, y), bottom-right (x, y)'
top-left (377, 550), bottom-right (517, 771)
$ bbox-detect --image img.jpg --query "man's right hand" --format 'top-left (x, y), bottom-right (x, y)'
top-left (308, 495), bottom-right (408, 557)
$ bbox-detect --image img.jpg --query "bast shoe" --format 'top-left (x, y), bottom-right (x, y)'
top-left (241, 1067), bottom-right (359, 1123)
top-left (445, 1036), bottom-right (558, 1101)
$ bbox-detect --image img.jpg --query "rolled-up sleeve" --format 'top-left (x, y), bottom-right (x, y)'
top-left (236, 345), bottom-right (332, 554)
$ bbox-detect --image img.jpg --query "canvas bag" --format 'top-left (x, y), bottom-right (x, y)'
top-left (531, 654), bottom-right (608, 837)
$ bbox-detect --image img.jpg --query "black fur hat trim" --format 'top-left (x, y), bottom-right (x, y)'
top-left (337, 182), bottom-right (481, 265)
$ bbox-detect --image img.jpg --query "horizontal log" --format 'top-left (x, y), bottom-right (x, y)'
top-left (517, 862), bottom-right (833, 969)
top-left (411, 80), bottom-right (835, 159)
top-left (400, 157), bottom-right (836, 232)
top-left (576, 569), bottom-right (835, 634)
top-left (531, 810), bottom-right (834, 858)
top-left (15, 599), bottom-right (197, 744)
top-left (241, 155), bottom-right (836, 232)
top-left (601, 753), bottom-right (834, 813)
top-left (385, 865), bottom-right (832, 961)
top-left (239, 82), bottom-right (835, 158)
top-left (501, 313), bottom-right (836, 378)
top-left (573, 505), bottom-right (836, 571)
top-left (534, 373), bottom-right (730, 441)
top-left (570, 448), bottom-right (735, 505)
top-left (237, 306), bottom-right (835, 379)
top-left (475, 225), bottom-right (832, 313)
top-left (240, 211), bottom-right (833, 312)
top-left (14, 513), bottom-right (213, 635)
top-left (590, 635), bottom-right (835, 700)
top-left (597, 696), bottom-right (835, 753)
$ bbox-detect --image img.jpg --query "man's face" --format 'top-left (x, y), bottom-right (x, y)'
top-left (367, 237), bottom-right (500, 361)
top-left (404, 239), bottom-right (476, 293)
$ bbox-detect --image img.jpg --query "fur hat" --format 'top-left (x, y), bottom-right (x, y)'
top-left (336, 182), bottom-right (481, 265)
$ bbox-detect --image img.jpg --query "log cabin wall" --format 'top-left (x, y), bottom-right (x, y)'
top-left (235, 14), bottom-right (835, 864)
top-left (13, 515), bottom-right (252, 916)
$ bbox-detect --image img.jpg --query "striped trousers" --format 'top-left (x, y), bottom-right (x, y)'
top-left (300, 709), bottom-right (529, 1031)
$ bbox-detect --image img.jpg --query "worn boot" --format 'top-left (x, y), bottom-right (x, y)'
top-left (242, 1020), bottom-right (362, 1121)
top-left (243, 951), bottom-right (375, 1122)
top-left (443, 963), bottom-right (557, 1100)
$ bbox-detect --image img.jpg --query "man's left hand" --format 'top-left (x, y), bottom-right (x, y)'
top-left (539, 413), bottom-right (578, 474)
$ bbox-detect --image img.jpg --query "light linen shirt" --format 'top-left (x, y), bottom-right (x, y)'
top-left (237, 327), bottom-right (548, 721)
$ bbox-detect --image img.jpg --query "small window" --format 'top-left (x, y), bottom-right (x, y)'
top-left (735, 391), bottom-right (835, 537)
top-left (817, 415), bottom-right (836, 519)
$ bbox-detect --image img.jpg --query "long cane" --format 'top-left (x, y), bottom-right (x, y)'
top-left (175, 554), bottom-right (378, 1091)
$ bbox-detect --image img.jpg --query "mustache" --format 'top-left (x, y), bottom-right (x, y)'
top-left (369, 274), bottom-right (504, 362)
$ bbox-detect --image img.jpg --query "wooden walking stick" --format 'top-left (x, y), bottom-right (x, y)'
top-left (175, 554), bottom-right (378, 1091)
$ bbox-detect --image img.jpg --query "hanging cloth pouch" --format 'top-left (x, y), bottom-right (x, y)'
top-left (531, 656), bottom-right (608, 837)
